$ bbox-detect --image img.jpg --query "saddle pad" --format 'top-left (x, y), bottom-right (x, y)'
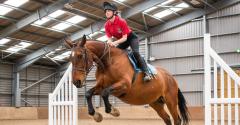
top-left (127, 52), bottom-right (157, 75)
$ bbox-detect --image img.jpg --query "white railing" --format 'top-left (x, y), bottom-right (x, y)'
top-left (49, 64), bottom-right (78, 125)
top-left (204, 33), bottom-right (240, 125)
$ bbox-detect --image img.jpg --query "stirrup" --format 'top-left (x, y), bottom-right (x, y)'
top-left (143, 73), bottom-right (151, 82)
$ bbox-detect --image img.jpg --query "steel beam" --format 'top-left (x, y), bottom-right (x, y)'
top-left (12, 65), bottom-right (21, 107)
top-left (0, 0), bottom-right (73, 38)
top-left (21, 72), bottom-right (57, 92)
top-left (141, 0), bottom-right (240, 39)
top-left (16, 0), bottom-right (165, 71)
top-left (121, 0), bottom-right (165, 18)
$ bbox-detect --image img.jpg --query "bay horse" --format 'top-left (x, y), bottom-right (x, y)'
top-left (65, 35), bottom-right (190, 125)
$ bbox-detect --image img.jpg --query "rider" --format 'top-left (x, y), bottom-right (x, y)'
top-left (103, 2), bottom-right (151, 82)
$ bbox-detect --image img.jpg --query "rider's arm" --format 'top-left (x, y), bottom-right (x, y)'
top-left (113, 19), bottom-right (129, 45)
top-left (114, 34), bottom-right (127, 44)
top-left (107, 37), bottom-right (113, 43)
top-left (105, 23), bottom-right (112, 43)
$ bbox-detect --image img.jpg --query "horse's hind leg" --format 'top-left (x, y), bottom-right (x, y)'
top-left (149, 100), bottom-right (172, 125)
top-left (165, 95), bottom-right (181, 125)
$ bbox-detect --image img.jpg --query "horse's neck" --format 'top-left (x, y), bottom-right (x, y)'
top-left (85, 41), bottom-right (124, 67)
top-left (85, 41), bottom-right (109, 58)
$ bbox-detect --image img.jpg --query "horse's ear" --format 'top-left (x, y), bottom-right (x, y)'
top-left (64, 37), bottom-right (73, 49)
top-left (78, 35), bottom-right (87, 47)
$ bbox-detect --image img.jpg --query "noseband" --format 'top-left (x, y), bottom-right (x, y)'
top-left (72, 42), bottom-right (110, 76)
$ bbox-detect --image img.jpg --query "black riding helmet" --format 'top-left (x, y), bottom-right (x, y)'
top-left (103, 2), bottom-right (117, 12)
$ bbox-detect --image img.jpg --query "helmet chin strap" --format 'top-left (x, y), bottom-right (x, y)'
top-left (107, 11), bottom-right (116, 20)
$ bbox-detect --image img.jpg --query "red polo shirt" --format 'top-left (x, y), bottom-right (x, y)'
top-left (104, 16), bottom-right (132, 39)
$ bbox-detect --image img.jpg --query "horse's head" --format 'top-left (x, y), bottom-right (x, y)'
top-left (65, 35), bottom-right (94, 88)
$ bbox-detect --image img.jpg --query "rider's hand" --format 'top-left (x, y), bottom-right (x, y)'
top-left (112, 42), bottom-right (118, 47)
top-left (107, 41), bottom-right (116, 47)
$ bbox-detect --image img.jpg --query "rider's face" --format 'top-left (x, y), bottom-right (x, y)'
top-left (105, 10), bottom-right (114, 19)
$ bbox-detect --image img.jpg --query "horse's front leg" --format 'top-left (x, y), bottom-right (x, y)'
top-left (101, 81), bottom-right (128, 117)
top-left (85, 87), bottom-right (103, 122)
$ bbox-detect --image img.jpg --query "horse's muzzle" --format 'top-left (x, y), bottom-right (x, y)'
top-left (73, 80), bottom-right (83, 88)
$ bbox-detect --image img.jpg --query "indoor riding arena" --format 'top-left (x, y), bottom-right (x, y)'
top-left (0, 0), bottom-right (239, 125)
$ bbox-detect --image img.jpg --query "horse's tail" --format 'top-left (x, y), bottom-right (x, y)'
top-left (178, 88), bottom-right (190, 125)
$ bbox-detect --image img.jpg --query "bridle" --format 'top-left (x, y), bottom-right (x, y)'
top-left (71, 42), bottom-right (111, 85)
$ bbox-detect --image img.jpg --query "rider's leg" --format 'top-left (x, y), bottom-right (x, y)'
top-left (129, 33), bottom-right (151, 82)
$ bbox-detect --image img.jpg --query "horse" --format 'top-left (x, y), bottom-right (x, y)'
top-left (65, 35), bottom-right (190, 125)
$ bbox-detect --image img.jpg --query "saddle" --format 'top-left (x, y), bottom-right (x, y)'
top-left (127, 51), bottom-right (157, 83)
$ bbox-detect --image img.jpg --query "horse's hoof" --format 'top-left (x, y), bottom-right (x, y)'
top-left (110, 107), bottom-right (120, 117)
top-left (93, 112), bottom-right (103, 122)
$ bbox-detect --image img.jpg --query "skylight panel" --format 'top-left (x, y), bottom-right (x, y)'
top-left (49, 10), bottom-right (65, 18)
top-left (66, 15), bottom-right (86, 24)
top-left (18, 42), bottom-right (31, 48)
top-left (5, 42), bottom-right (31, 53)
top-left (52, 23), bottom-right (71, 30)
top-left (144, 6), bottom-right (158, 13)
top-left (160, 0), bottom-right (174, 6)
top-left (6, 46), bottom-right (22, 52)
top-left (53, 55), bottom-right (65, 60)
top-left (33, 10), bottom-right (65, 25)
top-left (153, 10), bottom-right (172, 19)
top-left (0, 6), bottom-right (13, 15)
top-left (4, 0), bottom-right (29, 7)
top-left (53, 51), bottom-right (71, 60)
top-left (170, 2), bottom-right (189, 12)
top-left (176, 2), bottom-right (190, 8)
top-left (113, 0), bottom-right (126, 2)
top-left (62, 51), bottom-right (71, 56)
top-left (34, 17), bottom-right (50, 25)
top-left (0, 38), bottom-right (10, 45)
top-left (96, 35), bottom-right (108, 42)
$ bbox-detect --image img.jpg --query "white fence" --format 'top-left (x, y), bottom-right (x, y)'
top-left (204, 33), bottom-right (240, 125)
top-left (49, 64), bottom-right (78, 125)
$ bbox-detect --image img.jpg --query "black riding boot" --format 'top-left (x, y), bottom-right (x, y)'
top-left (133, 52), bottom-right (151, 82)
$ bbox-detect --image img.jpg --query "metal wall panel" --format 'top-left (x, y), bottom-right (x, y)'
top-left (0, 95), bottom-right (12, 106)
top-left (211, 33), bottom-right (240, 53)
top-left (150, 20), bottom-right (203, 43)
top-left (0, 64), bottom-right (12, 106)
top-left (209, 16), bottom-right (240, 35)
top-left (183, 92), bottom-right (203, 106)
top-left (208, 2), bottom-right (240, 17)
top-left (150, 38), bottom-right (203, 59)
top-left (175, 74), bottom-right (203, 92)
top-left (0, 63), bottom-right (56, 106)
top-left (151, 56), bottom-right (204, 75)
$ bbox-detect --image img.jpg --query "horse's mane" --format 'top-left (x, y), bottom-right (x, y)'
top-left (85, 39), bottom-right (123, 52)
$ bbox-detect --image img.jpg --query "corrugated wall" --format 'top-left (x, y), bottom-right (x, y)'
top-left (149, 2), bottom-right (240, 106)
top-left (0, 63), bottom-right (13, 106)
top-left (0, 63), bottom-right (57, 106)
